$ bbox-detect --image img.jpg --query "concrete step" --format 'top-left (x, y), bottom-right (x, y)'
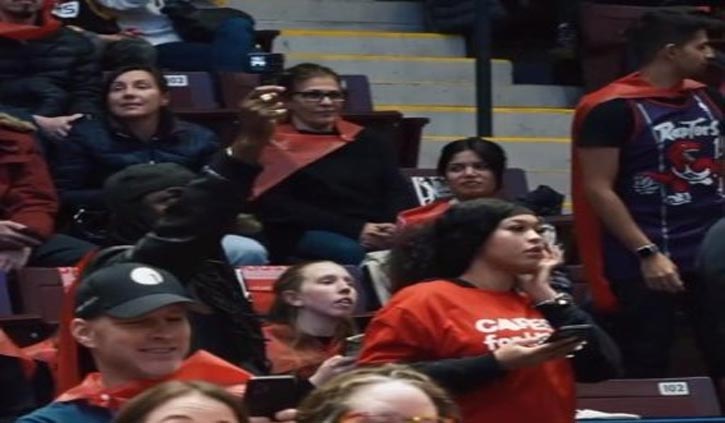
top-left (371, 81), bottom-right (582, 108)
top-left (286, 53), bottom-right (512, 85)
top-left (377, 105), bottom-right (574, 138)
top-left (276, 29), bottom-right (466, 57)
top-left (229, 0), bottom-right (424, 31)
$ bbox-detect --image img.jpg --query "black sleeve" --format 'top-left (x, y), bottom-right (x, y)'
top-left (538, 303), bottom-right (623, 382)
top-left (409, 354), bottom-right (506, 394)
top-left (51, 129), bottom-right (103, 209)
top-left (130, 153), bottom-right (262, 278)
top-left (367, 130), bottom-right (417, 219)
top-left (577, 99), bottom-right (634, 149)
top-left (67, 32), bottom-right (102, 116)
top-left (704, 87), bottom-right (725, 114)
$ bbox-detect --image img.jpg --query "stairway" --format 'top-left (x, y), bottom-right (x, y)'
top-left (231, 0), bottom-right (579, 200)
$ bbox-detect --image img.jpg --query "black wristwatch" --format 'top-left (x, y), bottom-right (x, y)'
top-left (635, 243), bottom-right (660, 259)
top-left (534, 292), bottom-right (574, 310)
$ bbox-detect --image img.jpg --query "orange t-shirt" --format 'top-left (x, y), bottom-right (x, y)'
top-left (358, 280), bottom-right (575, 423)
top-left (263, 323), bottom-right (343, 379)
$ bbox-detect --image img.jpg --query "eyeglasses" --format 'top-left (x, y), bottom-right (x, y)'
top-left (293, 90), bottom-right (346, 102)
top-left (339, 412), bottom-right (457, 423)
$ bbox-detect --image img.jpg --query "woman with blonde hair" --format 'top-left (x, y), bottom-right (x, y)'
top-left (296, 364), bottom-right (460, 423)
top-left (113, 380), bottom-right (248, 423)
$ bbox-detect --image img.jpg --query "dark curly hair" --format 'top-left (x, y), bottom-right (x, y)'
top-left (390, 198), bottom-right (532, 292)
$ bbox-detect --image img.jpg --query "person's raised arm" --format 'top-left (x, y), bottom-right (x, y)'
top-left (130, 86), bottom-right (286, 274)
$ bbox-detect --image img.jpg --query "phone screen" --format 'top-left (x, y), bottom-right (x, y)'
top-left (543, 324), bottom-right (593, 344)
top-left (244, 375), bottom-right (299, 418)
top-left (345, 334), bottom-right (365, 357)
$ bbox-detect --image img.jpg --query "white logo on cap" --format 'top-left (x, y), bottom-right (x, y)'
top-left (130, 267), bottom-right (164, 285)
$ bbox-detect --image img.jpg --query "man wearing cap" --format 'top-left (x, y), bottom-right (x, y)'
top-left (17, 87), bottom-right (297, 423)
top-left (17, 262), bottom-right (262, 423)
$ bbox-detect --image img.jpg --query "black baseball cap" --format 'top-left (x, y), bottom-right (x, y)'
top-left (75, 262), bottom-right (204, 319)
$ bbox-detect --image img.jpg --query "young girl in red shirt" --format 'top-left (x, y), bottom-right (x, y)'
top-left (264, 261), bottom-right (358, 384)
top-left (359, 198), bottom-right (620, 423)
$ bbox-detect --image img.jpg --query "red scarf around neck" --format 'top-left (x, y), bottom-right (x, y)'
top-left (251, 119), bottom-right (364, 199)
top-left (571, 72), bottom-right (705, 312)
top-left (55, 351), bottom-right (252, 410)
top-left (0, 0), bottom-right (61, 40)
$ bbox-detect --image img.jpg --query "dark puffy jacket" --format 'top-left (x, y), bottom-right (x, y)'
top-left (52, 113), bottom-right (219, 209)
top-left (0, 27), bottom-right (101, 120)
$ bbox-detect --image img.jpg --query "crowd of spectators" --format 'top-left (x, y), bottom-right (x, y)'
top-left (0, 1), bottom-right (723, 423)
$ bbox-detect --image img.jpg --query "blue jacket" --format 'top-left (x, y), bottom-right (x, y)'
top-left (51, 112), bottom-right (219, 209)
top-left (15, 401), bottom-right (112, 423)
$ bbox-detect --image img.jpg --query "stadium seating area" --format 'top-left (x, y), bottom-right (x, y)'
top-left (0, 0), bottom-right (724, 422)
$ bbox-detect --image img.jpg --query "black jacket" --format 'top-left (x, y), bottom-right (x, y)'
top-left (53, 114), bottom-right (219, 210)
top-left (252, 128), bottom-right (416, 259)
top-left (0, 27), bottom-right (101, 120)
top-left (86, 154), bottom-right (269, 373)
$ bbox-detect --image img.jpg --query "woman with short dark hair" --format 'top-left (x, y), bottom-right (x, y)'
top-left (249, 63), bottom-right (416, 264)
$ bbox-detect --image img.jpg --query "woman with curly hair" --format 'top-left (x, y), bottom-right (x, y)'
top-left (359, 198), bottom-right (621, 423)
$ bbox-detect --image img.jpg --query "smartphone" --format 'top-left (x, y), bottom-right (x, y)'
top-left (244, 375), bottom-right (299, 418)
top-left (543, 324), bottom-right (593, 344)
top-left (345, 334), bottom-right (365, 357)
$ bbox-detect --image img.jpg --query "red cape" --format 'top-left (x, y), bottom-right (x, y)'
top-left (0, 329), bottom-right (36, 378)
top-left (396, 200), bottom-right (452, 228)
top-left (55, 251), bottom-right (98, 394)
top-left (571, 72), bottom-right (705, 312)
top-left (55, 351), bottom-right (251, 409)
top-left (252, 119), bottom-right (363, 199)
top-left (0, 0), bottom-right (61, 40)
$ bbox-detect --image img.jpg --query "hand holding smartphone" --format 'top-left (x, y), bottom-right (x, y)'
top-left (244, 375), bottom-right (299, 418)
top-left (543, 324), bottom-right (593, 344)
top-left (344, 334), bottom-right (365, 358)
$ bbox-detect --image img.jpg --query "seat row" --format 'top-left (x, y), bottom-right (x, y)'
top-left (151, 70), bottom-right (429, 167)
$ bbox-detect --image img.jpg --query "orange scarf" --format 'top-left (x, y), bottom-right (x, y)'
top-left (571, 72), bottom-right (705, 312)
top-left (0, 329), bottom-right (36, 378)
top-left (252, 119), bottom-right (364, 199)
top-left (0, 0), bottom-right (61, 40)
top-left (55, 351), bottom-right (251, 409)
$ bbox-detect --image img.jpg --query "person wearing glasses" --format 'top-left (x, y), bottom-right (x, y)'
top-left (358, 199), bottom-right (621, 423)
top-left (295, 364), bottom-right (460, 423)
top-left (248, 63), bottom-right (416, 264)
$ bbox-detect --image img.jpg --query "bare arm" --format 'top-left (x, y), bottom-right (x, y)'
top-left (578, 147), bottom-right (683, 292)
top-left (578, 147), bottom-right (651, 251)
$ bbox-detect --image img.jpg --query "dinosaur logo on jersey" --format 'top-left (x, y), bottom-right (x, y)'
top-left (634, 140), bottom-right (719, 205)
